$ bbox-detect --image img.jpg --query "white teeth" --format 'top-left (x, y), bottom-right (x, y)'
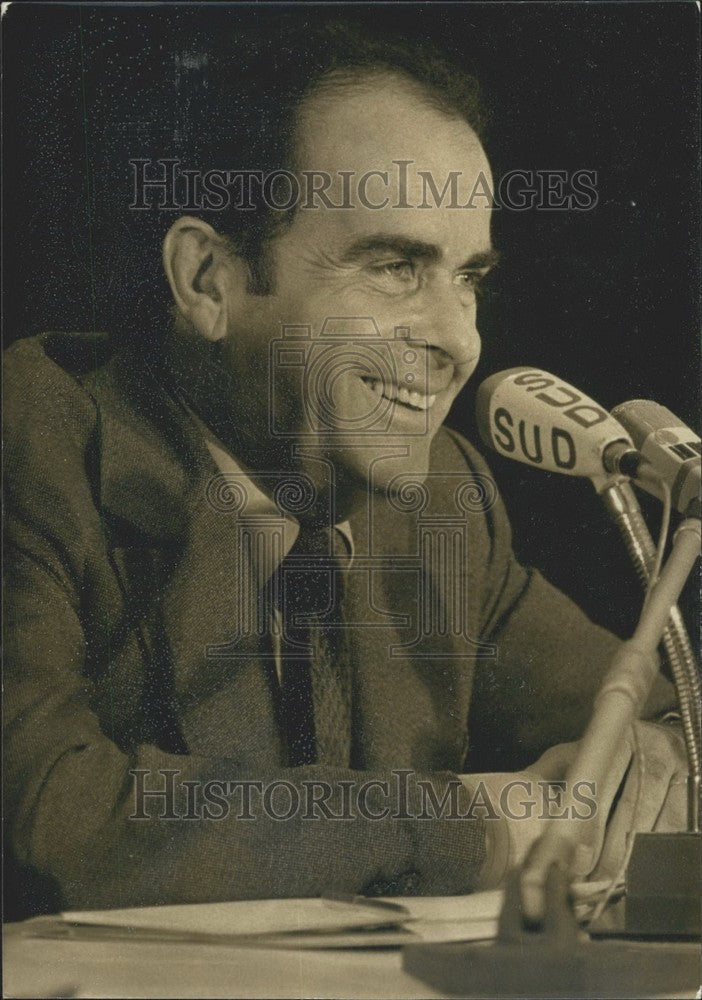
top-left (404, 390), bottom-right (438, 411)
top-left (362, 378), bottom-right (437, 410)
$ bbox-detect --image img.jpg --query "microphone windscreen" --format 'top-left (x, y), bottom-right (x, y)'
top-left (476, 367), bottom-right (632, 478)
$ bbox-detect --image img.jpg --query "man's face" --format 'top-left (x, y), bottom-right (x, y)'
top-left (219, 76), bottom-right (494, 508)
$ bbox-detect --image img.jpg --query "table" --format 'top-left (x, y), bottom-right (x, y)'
top-left (4, 928), bottom-right (443, 1000)
top-left (4, 899), bottom-right (700, 999)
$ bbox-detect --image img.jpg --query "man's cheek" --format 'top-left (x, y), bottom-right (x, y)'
top-left (271, 374), bottom-right (307, 439)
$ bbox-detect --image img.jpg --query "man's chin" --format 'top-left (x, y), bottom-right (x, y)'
top-left (321, 435), bottom-right (434, 499)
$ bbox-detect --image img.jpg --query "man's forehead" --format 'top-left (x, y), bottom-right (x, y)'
top-left (294, 73), bottom-right (490, 181)
top-left (287, 75), bottom-right (494, 259)
top-left (290, 170), bottom-right (493, 265)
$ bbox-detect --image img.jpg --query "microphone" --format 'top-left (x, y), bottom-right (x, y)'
top-left (476, 367), bottom-right (635, 478)
top-left (611, 401), bottom-right (701, 518)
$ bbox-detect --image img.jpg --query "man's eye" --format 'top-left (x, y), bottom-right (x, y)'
top-left (455, 270), bottom-right (488, 293)
top-left (371, 260), bottom-right (415, 281)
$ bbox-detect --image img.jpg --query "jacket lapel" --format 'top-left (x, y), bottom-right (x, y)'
top-left (84, 350), bottom-right (284, 763)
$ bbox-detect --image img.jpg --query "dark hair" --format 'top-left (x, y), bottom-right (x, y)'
top-left (168, 17), bottom-right (486, 293)
top-left (82, 12), bottom-right (485, 343)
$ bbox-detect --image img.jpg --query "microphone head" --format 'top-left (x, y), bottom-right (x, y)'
top-left (611, 399), bottom-right (700, 444)
top-left (476, 367), bottom-right (633, 478)
top-left (611, 399), bottom-right (701, 516)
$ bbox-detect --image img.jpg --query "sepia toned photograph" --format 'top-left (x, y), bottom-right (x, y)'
top-left (3, 3), bottom-right (700, 997)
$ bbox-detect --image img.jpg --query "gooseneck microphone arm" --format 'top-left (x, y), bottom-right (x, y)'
top-left (598, 480), bottom-right (700, 832)
top-left (519, 516), bottom-right (701, 923)
top-left (600, 398), bottom-right (701, 832)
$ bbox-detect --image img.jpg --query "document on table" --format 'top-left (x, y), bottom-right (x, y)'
top-left (15, 881), bottom-right (609, 950)
top-left (17, 890), bottom-right (505, 949)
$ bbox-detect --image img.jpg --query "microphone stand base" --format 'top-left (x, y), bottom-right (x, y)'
top-left (624, 831), bottom-right (701, 937)
top-left (402, 939), bottom-right (701, 999)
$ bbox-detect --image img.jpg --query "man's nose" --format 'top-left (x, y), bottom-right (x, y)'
top-left (412, 282), bottom-right (482, 367)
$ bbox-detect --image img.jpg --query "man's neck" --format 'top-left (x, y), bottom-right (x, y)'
top-left (163, 330), bottom-right (369, 523)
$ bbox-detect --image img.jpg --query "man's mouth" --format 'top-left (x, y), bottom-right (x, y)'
top-left (361, 377), bottom-right (437, 411)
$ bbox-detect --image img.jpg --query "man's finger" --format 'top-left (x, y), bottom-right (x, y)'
top-left (519, 833), bottom-right (575, 925)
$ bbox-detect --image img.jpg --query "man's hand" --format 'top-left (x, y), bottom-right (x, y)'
top-left (588, 719), bottom-right (688, 883)
top-left (462, 720), bottom-right (688, 912)
top-left (519, 719), bottom-right (688, 923)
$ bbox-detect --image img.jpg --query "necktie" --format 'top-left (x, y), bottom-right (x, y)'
top-left (275, 525), bottom-right (352, 767)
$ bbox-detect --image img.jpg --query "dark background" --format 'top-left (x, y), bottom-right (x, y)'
top-left (3, 2), bottom-right (700, 638)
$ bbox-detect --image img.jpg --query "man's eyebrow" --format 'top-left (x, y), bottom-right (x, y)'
top-left (460, 247), bottom-right (501, 271)
top-left (340, 236), bottom-right (440, 263)
top-left (339, 235), bottom-right (500, 271)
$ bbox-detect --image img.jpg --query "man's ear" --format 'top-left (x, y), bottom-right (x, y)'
top-left (162, 216), bottom-right (245, 342)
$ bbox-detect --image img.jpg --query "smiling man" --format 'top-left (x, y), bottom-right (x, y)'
top-left (162, 64), bottom-right (495, 509)
top-left (4, 20), bottom-right (682, 918)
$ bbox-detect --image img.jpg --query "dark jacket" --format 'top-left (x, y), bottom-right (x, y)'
top-left (4, 332), bottom-right (672, 917)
